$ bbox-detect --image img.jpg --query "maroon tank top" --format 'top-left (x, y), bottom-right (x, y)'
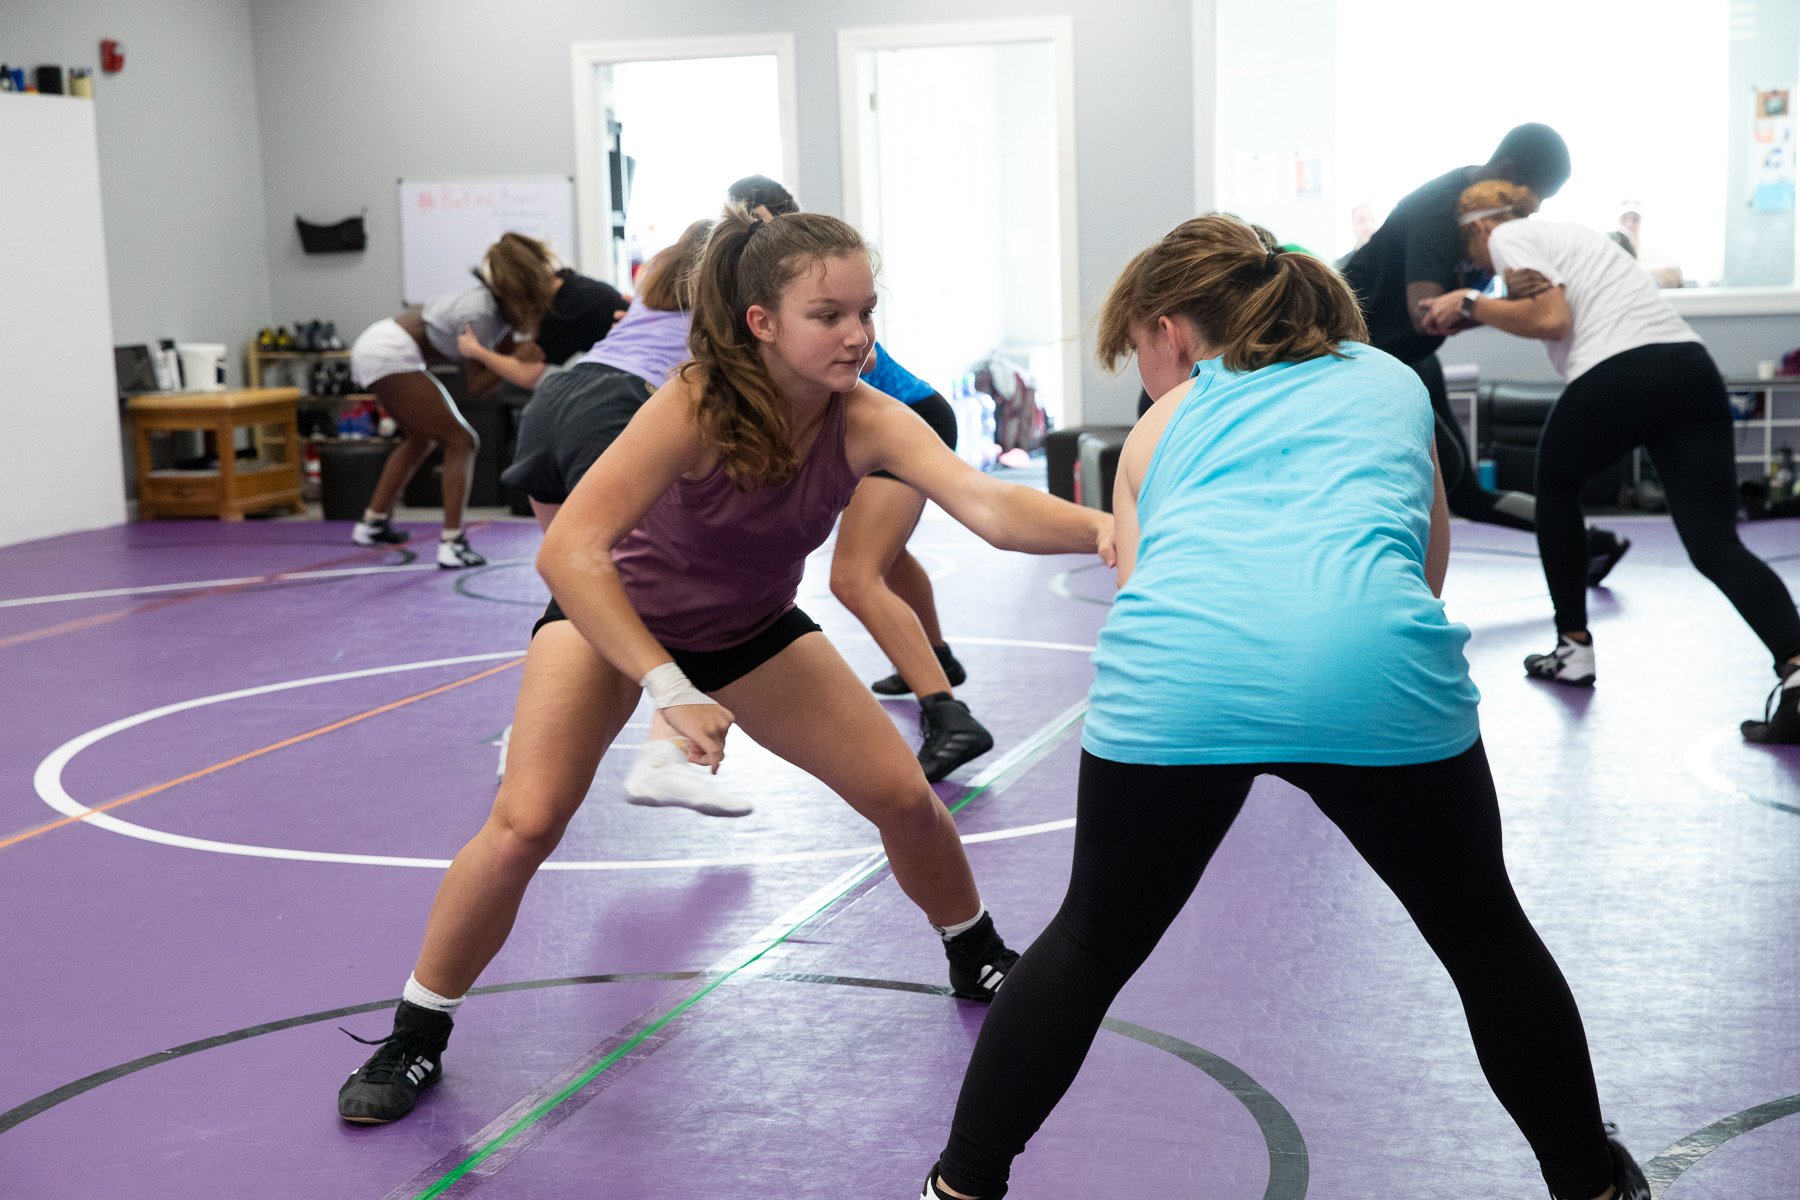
top-left (612, 394), bottom-right (860, 651)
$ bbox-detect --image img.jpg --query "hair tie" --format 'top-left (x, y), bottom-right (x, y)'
top-left (1457, 205), bottom-right (1513, 227)
top-left (746, 217), bottom-right (765, 238)
top-left (1264, 248), bottom-right (1280, 276)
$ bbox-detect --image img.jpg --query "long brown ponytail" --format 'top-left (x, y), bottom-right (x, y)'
top-left (1097, 214), bottom-right (1366, 374)
top-left (682, 204), bottom-right (869, 491)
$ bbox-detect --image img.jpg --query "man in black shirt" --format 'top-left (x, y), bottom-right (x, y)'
top-left (1342, 123), bottom-right (1627, 583)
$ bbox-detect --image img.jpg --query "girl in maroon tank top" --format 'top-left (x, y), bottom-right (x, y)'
top-left (334, 206), bottom-right (1114, 1127)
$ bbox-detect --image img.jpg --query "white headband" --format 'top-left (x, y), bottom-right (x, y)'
top-left (1458, 205), bottom-right (1514, 226)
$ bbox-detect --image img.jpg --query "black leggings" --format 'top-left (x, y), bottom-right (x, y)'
top-left (936, 742), bottom-right (1614, 1200)
top-left (1411, 354), bottom-right (1537, 531)
top-left (1536, 342), bottom-right (1800, 663)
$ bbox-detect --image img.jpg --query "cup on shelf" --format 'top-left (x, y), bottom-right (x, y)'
top-left (1757, 360), bottom-right (1778, 381)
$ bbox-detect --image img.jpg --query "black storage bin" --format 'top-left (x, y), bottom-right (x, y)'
top-left (1076, 429), bottom-right (1130, 512)
top-left (318, 439), bottom-right (397, 521)
top-left (1046, 425), bottom-right (1131, 503)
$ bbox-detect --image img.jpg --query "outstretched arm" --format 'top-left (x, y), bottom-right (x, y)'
top-left (853, 389), bottom-right (1114, 566)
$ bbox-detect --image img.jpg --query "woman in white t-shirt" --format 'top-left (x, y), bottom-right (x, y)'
top-left (1421, 181), bottom-right (1800, 743)
top-left (346, 233), bottom-right (563, 568)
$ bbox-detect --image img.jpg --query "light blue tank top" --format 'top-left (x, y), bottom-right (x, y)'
top-left (1082, 344), bottom-right (1480, 767)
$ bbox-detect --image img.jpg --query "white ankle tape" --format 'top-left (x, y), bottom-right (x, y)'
top-left (641, 662), bottom-right (711, 709)
top-left (403, 973), bottom-right (464, 1015)
top-left (934, 906), bottom-right (986, 941)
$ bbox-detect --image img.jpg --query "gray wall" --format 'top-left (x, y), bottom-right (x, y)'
top-left (2, 0), bottom-right (273, 385)
top-left (247, 0), bottom-right (1193, 425)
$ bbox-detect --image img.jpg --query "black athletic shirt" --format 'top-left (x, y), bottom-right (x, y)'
top-left (1340, 166), bottom-right (1478, 366)
top-left (534, 269), bottom-right (627, 366)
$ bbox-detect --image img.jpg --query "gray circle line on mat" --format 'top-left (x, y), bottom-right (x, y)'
top-left (0, 972), bottom-right (1307, 1200)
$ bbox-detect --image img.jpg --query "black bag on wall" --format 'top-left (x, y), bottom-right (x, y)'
top-left (296, 213), bottom-right (367, 254)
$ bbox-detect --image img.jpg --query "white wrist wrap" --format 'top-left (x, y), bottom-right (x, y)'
top-left (640, 662), bottom-right (711, 709)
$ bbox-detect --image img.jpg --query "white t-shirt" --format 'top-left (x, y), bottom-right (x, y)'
top-left (1488, 219), bottom-right (1699, 383)
top-left (420, 285), bottom-right (510, 361)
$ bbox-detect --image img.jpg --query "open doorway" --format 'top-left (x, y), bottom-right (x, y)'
top-left (840, 19), bottom-right (1080, 438)
top-left (571, 36), bottom-right (798, 289)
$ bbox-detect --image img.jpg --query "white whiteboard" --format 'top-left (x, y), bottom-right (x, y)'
top-left (397, 176), bottom-right (577, 304)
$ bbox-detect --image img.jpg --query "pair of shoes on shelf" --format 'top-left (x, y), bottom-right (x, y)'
top-left (623, 738), bottom-right (752, 817)
top-left (256, 326), bottom-right (278, 350)
top-left (437, 534), bottom-right (486, 570)
top-left (338, 999), bottom-right (452, 1124)
top-left (309, 361), bottom-right (356, 397)
top-left (917, 693), bottom-right (994, 783)
top-left (872, 644), bottom-right (968, 696)
top-left (351, 517), bottom-right (409, 547)
top-left (293, 319), bottom-right (345, 352)
top-left (1585, 528), bottom-right (1630, 588)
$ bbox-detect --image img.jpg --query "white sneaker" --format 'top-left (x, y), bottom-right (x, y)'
top-left (352, 518), bottom-right (409, 546)
top-left (495, 723), bottom-right (511, 782)
top-left (1524, 635), bottom-right (1596, 687)
top-left (623, 739), bottom-right (752, 817)
top-left (437, 535), bottom-right (487, 569)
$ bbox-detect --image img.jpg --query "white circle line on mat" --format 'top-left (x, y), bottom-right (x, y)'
top-left (35, 643), bottom-right (1091, 870)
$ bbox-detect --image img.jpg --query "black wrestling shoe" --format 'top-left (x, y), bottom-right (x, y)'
top-left (923, 1169), bottom-right (1007, 1199)
top-left (917, 693), bottom-right (994, 783)
top-left (1741, 662), bottom-right (1800, 744)
top-left (1586, 528), bottom-right (1631, 588)
top-left (872, 644), bottom-right (968, 696)
top-left (337, 1000), bottom-right (453, 1124)
top-left (942, 912), bottom-right (1019, 1001)
top-left (352, 517), bottom-right (410, 546)
top-left (1599, 1123), bottom-right (1651, 1200)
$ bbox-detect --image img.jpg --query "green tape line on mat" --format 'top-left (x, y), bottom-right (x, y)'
top-left (415, 699), bottom-right (1088, 1198)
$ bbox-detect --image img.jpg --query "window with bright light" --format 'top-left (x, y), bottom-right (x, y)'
top-left (1216, 0), bottom-right (1797, 289)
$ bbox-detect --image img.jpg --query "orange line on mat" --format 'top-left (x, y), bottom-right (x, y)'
top-left (0, 543), bottom-right (431, 651)
top-left (0, 608), bottom-right (137, 650)
top-left (0, 657), bottom-right (525, 853)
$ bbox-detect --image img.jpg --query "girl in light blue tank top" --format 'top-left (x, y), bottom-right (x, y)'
top-left (926, 215), bottom-right (1646, 1200)
top-left (1084, 343), bottom-right (1480, 765)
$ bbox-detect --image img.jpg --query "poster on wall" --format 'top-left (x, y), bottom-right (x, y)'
top-left (1748, 88), bottom-right (1794, 215)
top-left (398, 177), bottom-right (576, 304)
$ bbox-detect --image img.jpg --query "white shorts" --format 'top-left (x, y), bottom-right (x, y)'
top-left (349, 318), bottom-right (428, 388)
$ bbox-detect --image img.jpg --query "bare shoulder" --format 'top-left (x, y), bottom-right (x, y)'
top-left (842, 380), bottom-right (952, 480)
top-left (843, 380), bottom-right (906, 427)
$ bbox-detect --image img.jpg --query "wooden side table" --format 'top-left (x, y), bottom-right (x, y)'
top-left (127, 388), bottom-right (307, 521)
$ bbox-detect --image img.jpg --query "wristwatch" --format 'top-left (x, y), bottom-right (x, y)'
top-left (1459, 289), bottom-right (1480, 319)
